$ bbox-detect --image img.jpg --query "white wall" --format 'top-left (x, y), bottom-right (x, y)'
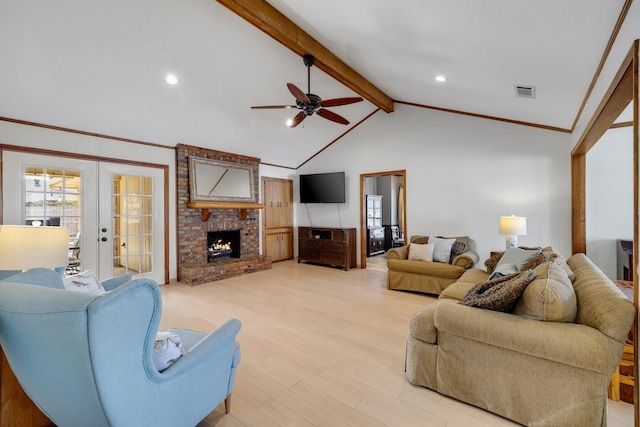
top-left (586, 126), bottom-right (634, 278)
top-left (0, 120), bottom-right (178, 280)
top-left (297, 104), bottom-right (573, 264)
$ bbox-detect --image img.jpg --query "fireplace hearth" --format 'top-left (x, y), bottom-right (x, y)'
top-left (207, 230), bottom-right (240, 262)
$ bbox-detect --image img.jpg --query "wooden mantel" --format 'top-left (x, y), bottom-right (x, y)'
top-left (186, 201), bottom-right (263, 221)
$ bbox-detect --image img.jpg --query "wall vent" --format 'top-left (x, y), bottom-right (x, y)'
top-left (515, 85), bottom-right (536, 98)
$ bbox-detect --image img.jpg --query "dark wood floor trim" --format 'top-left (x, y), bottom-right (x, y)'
top-left (0, 116), bottom-right (173, 150)
top-left (395, 100), bottom-right (571, 133)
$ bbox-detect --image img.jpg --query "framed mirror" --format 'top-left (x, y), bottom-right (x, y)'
top-left (188, 157), bottom-right (256, 203)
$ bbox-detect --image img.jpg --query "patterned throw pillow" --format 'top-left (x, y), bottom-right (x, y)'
top-left (449, 241), bottom-right (467, 264)
top-left (460, 269), bottom-right (536, 312)
top-left (485, 252), bottom-right (504, 274)
top-left (411, 236), bottom-right (429, 244)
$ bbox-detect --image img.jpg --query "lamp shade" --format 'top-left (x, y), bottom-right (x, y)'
top-left (499, 216), bottom-right (527, 236)
top-left (0, 225), bottom-right (69, 270)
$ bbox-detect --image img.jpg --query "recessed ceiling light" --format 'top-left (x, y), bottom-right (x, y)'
top-left (286, 118), bottom-right (294, 127)
top-left (166, 74), bottom-right (178, 85)
top-left (435, 75), bottom-right (447, 82)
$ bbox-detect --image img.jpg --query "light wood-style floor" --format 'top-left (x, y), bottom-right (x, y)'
top-left (159, 256), bottom-right (635, 427)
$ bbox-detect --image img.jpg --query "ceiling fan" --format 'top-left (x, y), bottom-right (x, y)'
top-left (251, 54), bottom-right (364, 127)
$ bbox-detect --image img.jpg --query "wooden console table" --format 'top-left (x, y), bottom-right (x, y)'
top-left (298, 227), bottom-right (356, 271)
top-left (0, 349), bottom-right (52, 427)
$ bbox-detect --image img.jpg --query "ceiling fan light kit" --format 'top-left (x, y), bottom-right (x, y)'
top-left (251, 54), bottom-right (363, 127)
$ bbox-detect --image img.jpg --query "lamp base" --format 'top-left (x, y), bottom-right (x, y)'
top-left (505, 235), bottom-right (518, 249)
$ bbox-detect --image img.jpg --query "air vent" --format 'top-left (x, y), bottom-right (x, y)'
top-left (515, 85), bottom-right (536, 99)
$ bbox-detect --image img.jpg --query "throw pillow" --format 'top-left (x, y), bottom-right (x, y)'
top-left (485, 252), bottom-right (503, 274)
top-left (460, 270), bottom-right (536, 312)
top-left (408, 243), bottom-right (434, 262)
top-left (522, 248), bottom-right (556, 271)
top-left (153, 331), bottom-right (185, 372)
top-left (488, 247), bottom-right (542, 280)
top-left (513, 261), bottom-right (577, 322)
top-left (428, 237), bottom-right (456, 263)
top-left (448, 240), bottom-right (467, 263)
top-left (63, 270), bottom-right (106, 295)
top-left (411, 236), bottom-right (429, 244)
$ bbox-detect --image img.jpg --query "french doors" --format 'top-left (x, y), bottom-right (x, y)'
top-left (2, 152), bottom-right (165, 283)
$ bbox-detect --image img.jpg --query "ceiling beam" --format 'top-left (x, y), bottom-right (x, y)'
top-left (216, 0), bottom-right (394, 113)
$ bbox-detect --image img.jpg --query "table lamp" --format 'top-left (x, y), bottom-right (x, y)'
top-left (0, 225), bottom-right (70, 279)
top-left (499, 215), bottom-right (527, 249)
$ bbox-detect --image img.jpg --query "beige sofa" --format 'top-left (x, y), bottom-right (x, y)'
top-left (406, 251), bottom-right (635, 427)
top-left (387, 235), bottom-right (479, 295)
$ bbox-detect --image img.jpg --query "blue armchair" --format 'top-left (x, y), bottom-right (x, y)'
top-left (0, 269), bottom-right (241, 427)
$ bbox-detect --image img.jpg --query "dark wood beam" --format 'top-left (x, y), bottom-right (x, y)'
top-left (216, 0), bottom-right (394, 113)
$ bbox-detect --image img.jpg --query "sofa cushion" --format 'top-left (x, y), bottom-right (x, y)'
top-left (408, 243), bottom-right (434, 262)
top-left (428, 237), bottom-right (456, 263)
top-left (439, 269), bottom-right (489, 301)
top-left (460, 270), bottom-right (536, 312)
top-left (387, 259), bottom-right (465, 278)
top-left (513, 261), bottom-right (577, 322)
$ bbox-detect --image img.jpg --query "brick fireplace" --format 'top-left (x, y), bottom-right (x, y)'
top-left (176, 144), bottom-right (271, 285)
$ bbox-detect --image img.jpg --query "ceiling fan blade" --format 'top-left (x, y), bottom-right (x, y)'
top-left (287, 83), bottom-right (311, 105)
top-left (318, 97), bottom-right (364, 108)
top-left (316, 108), bottom-right (349, 125)
top-left (251, 105), bottom-right (297, 109)
top-left (289, 111), bottom-right (306, 128)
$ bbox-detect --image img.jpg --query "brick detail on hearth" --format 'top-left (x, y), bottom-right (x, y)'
top-left (176, 144), bottom-right (271, 285)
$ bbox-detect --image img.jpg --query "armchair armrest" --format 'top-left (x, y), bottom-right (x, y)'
top-left (101, 274), bottom-right (133, 292)
top-left (435, 302), bottom-right (621, 374)
top-left (387, 245), bottom-right (408, 260)
top-left (452, 249), bottom-right (479, 269)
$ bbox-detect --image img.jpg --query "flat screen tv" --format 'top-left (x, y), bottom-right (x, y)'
top-left (299, 172), bottom-right (346, 203)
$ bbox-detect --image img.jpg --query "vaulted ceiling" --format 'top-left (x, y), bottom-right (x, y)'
top-left (0, 0), bottom-right (632, 168)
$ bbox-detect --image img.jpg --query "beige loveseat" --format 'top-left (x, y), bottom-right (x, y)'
top-left (406, 251), bottom-right (635, 427)
top-left (387, 235), bottom-right (480, 295)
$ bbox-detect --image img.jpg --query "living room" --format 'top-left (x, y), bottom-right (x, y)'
top-left (0, 0), bottom-right (638, 426)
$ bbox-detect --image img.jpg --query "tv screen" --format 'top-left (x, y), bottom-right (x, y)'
top-left (299, 172), bottom-right (346, 203)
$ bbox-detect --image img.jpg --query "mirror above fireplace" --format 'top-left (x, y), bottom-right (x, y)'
top-left (186, 156), bottom-right (263, 222)
top-left (188, 156), bottom-right (257, 203)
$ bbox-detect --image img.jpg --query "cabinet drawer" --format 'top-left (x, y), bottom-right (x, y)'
top-left (321, 241), bottom-right (345, 253)
top-left (299, 248), bottom-right (320, 260)
top-left (321, 251), bottom-right (346, 266)
top-left (299, 239), bottom-right (320, 250)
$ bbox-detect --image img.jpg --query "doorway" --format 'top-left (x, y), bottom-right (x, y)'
top-left (359, 170), bottom-right (406, 269)
top-left (2, 151), bottom-right (166, 283)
